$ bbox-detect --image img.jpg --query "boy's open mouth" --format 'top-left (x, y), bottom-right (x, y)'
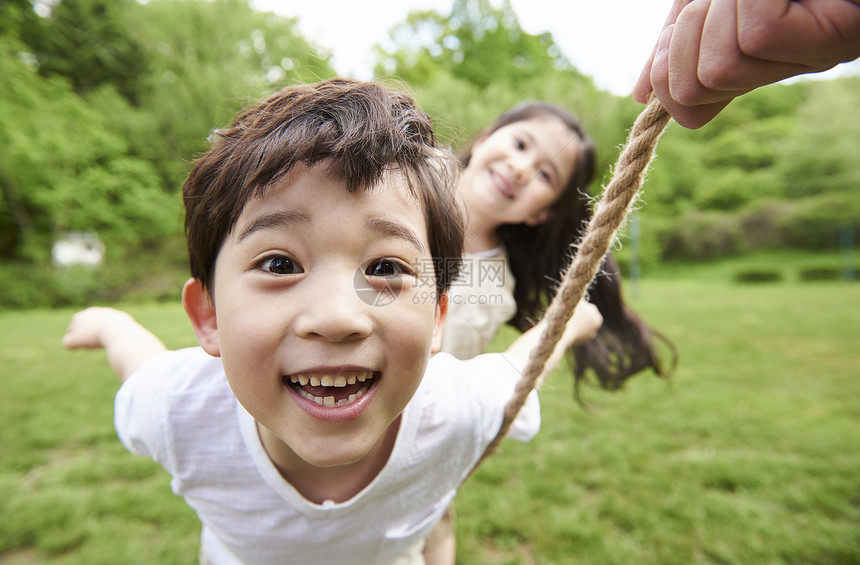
top-left (285, 371), bottom-right (377, 408)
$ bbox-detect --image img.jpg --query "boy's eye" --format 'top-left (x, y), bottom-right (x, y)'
top-left (366, 258), bottom-right (412, 277)
top-left (260, 255), bottom-right (302, 275)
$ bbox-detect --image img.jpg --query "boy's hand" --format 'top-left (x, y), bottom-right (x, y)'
top-left (62, 307), bottom-right (135, 350)
top-left (63, 307), bottom-right (168, 381)
top-left (633, 0), bottom-right (860, 128)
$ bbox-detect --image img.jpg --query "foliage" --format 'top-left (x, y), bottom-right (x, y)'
top-left (18, 0), bottom-right (149, 104)
top-left (376, 0), bottom-right (575, 90)
top-left (614, 192), bottom-right (860, 268)
top-left (380, 6), bottom-right (637, 198)
top-left (0, 34), bottom-right (168, 260)
top-left (0, 0), bottom-right (335, 308)
top-left (126, 0), bottom-right (335, 188)
top-left (628, 77), bottom-right (860, 264)
top-left (778, 76), bottom-right (860, 196)
top-left (379, 1), bottom-right (859, 274)
top-left (0, 0), bottom-right (858, 309)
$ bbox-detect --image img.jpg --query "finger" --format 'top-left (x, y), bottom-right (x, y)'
top-left (666, 0), bottom-right (732, 103)
top-left (649, 24), bottom-right (675, 109)
top-left (633, 0), bottom-right (699, 102)
top-left (697, 0), bottom-right (812, 91)
top-left (738, 0), bottom-right (860, 67)
top-left (632, 51), bottom-right (657, 103)
top-left (652, 24), bottom-right (732, 128)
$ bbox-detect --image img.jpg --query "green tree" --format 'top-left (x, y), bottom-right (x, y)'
top-left (0, 0), bottom-right (338, 306)
top-left (778, 76), bottom-right (860, 196)
top-left (128, 0), bottom-right (336, 188)
top-left (376, 0), bottom-right (575, 89)
top-left (18, 0), bottom-right (149, 104)
top-left (372, 0), bottom-right (633, 194)
top-left (0, 35), bottom-right (174, 260)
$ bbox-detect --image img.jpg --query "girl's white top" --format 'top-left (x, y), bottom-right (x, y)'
top-left (440, 248), bottom-right (517, 359)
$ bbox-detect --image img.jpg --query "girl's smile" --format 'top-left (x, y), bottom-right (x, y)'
top-left (488, 168), bottom-right (517, 200)
top-left (459, 115), bottom-right (581, 232)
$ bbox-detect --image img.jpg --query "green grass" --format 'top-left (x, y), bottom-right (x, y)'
top-left (1, 260), bottom-right (858, 564)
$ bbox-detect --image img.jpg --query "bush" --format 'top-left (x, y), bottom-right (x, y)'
top-left (0, 263), bottom-right (56, 309)
top-left (0, 237), bottom-right (188, 309)
top-left (740, 200), bottom-right (794, 249)
top-left (646, 193), bottom-right (860, 263)
top-left (798, 267), bottom-right (842, 282)
top-left (772, 193), bottom-right (860, 249)
top-left (654, 210), bottom-right (746, 261)
top-left (735, 269), bottom-right (783, 283)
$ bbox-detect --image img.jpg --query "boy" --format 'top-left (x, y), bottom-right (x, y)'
top-left (64, 79), bottom-right (601, 564)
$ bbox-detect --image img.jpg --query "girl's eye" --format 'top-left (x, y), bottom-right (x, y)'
top-left (366, 258), bottom-right (412, 278)
top-left (539, 169), bottom-right (553, 183)
top-left (260, 255), bottom-right (302, 275)
top-left (514, 137), bottom-right (526, 150)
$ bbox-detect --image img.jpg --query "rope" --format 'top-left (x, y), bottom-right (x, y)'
top-left (468, 97), bottom-right (672, 476)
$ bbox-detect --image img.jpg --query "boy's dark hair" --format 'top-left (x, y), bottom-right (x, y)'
top-left (183, 79), bottom-right (464, 297)
top-left (462, 102), bottom-right (676, 396)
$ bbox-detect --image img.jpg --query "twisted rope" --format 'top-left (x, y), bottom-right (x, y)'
top-left (469, 97), bottom-right (672, 476)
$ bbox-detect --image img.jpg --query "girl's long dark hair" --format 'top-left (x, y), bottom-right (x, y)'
top-left (462, 102), bottom-right (676, 398)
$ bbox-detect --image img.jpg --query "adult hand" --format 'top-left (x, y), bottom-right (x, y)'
top-left (633, 0), bottom-right (860, 128)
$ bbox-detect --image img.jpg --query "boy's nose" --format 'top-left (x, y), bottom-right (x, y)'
top-left (293, 279), bottom-right (372, 342)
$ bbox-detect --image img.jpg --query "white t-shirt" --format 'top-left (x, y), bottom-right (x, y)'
top-left (440, 248), bottom-right (517, 359)
top-left (115, 347), bottom-right (539, 565)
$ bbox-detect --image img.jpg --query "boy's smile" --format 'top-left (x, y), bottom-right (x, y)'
top-left (285, 368), bottom-right (376, 409)
top-left (184, 163), bottom-right (445, 487)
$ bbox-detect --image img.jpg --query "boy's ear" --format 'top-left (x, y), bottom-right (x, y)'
top-left (182, 278), bottom-right (221, 357)
top-left (430, 292), bottom-right (449, 354)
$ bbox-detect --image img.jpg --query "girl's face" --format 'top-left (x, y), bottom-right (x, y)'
top-left (460, 115), bottom-right (581, 228)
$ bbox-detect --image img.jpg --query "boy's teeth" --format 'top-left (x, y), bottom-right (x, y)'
top-left (289, 373), bottom-right (372, 408)
top-left (290, 371), bottom-right (373, 387)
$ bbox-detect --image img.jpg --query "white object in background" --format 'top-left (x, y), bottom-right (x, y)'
top-left (53, 232), bottom-right (105, 267)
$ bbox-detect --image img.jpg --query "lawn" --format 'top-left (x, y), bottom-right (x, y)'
top-left (1, 262), bottom-right (858, 564)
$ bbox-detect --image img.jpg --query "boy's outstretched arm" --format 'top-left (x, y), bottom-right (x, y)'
top-left (63, 307), bottom-right (168, 382)
top-left (503, 300), bottom-right (602, 370)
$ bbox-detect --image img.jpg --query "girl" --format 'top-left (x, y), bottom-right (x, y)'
top-left (442, 101), bottom-right (676, 393)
